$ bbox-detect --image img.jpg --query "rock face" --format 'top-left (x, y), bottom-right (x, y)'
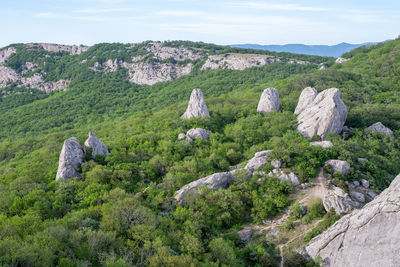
top-left (294, 87), bottom-right (318, 115)
top-left (181, 89), bottom-right (210, 119)
top-left (56, 137), bottom-right (85, 180)
top-left (27, 43), bottom-right (89, 55)
top-left (322, 186), bottom-right (356, 214)
top-left (0, 47), bottom-right (17, 63)
top-left (174, 172), bottom-right (234, 204)
top-left (297, 88), bottom-right (347, 138)
top-left (256, 88), bottom-right (280, 113)
top-left (84, 131), bottom-right (109, 158)
top-left (335, 57), bottom-right (349, 64)
top-left (306, 173), bottom-right (400, 267)
top-left (310, 141), bottom-right (333, 148)
top-left (245, 150), bottom-right (272, 173)
top-left (366, 122), bottom-right (394, 137)
top-left (324, 160), bottom-right (350, 175)
top-left (201, 53), bottom-right (280, 70)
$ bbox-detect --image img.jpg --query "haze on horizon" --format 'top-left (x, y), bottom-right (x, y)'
top-left (1, 0), bottom-right (399, 48)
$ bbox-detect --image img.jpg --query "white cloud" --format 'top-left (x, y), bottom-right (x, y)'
top-left (35, 12), bottom-right (109, 22)
top-left (73, 8), bottom-right (135, 14)
top-left (231, 1), bottom-right (329, 12)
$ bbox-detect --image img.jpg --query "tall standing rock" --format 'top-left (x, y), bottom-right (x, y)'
top-left (181, 89), bottom-right (209, 119)
top-left (297, 88), bottom-right (347, 138)
top-left (306, 173), bottom-right (400, 266)
top-left (256, 88), bottom-right (280, 112)
top-left (294, 87), bottom-right (318, 115)
top-left (84, 130), bottom-right (109, 158)
top-left (56, 137), bottom-right (85, 180)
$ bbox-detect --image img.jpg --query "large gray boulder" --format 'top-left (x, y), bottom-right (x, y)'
top-left (306, 173), bottom-right (400, 267)
top-left (187, 128), bottom-right (212, 140)
top-left (245, 150), bottom-right (272, 173)
top-left (174, 172), bottom-right (234, 204)
top-left (366, 122), bottom-right (394, 137)
top-left (322, 186), bottom-right (356, 214)
top-left (294, 87), bottom-right (318, 115)
top-left (278, 172), bottom-right (300, 186)
top-left (181, 89), bottom-right (210, 119)
top-left (256, 88), bottom-right (280, 113)
top-left (56, 137), bottom-right (85, 180)
top-left (297, 88), bottom-right (347, 138)
top-left (324, 160), bottom-right (350, 175)
top-left (84, 130), bottom-right (109, 158)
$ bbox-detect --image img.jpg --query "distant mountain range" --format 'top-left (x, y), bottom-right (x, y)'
top-left (231, 42), bottom-right (387, 57)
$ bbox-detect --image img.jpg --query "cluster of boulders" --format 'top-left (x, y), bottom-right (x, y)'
top-left (177, 128), bottom-right (212, 142)
top-left (56, 131), bottom-right (108, 180)
top-left (306, 173), bottom-right (400, 267)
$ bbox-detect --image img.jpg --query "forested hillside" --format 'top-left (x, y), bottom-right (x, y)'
top-left (0, 39), bottom-right (399, 266)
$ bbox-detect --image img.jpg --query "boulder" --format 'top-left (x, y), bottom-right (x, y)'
top-left (186, 128), bottom-right (212, 140)
top-left (181, 89), bottom-right (209, 119)
top-left (366, 122), bottom-right (394, 137)
top-left (271, 160), bottom-right (282, 169)
top-left (294, 87), bottom-right (318, 115)
top-left (56, 137), bottom-right (85, 180)
top-left (278, 172), bottom-right (300, 186)
top-left (174, 172), bottom-right (234, 204)
top-left (325, 160), bottom-right (350, 175)
top-left (361, 179), bottom-right (370, 188)
top-left (245, 150), bottom-right (272, 173)
top-left (297, 88), bottom-right (347, 138)
top-left (350, 191), bottom-right (365, 203)
top-left (322, 186), bottom-right (355, 214)
top-left (177, 133), bottom-right (193, 142)
top-left (84, 130), bottom-right (109, 158)
top-left (256, 88), bottom-right (280, 112)
top-left (306, 173), bottom-right (400, 267)
top-left (310, 140), bottom-right (333, 148)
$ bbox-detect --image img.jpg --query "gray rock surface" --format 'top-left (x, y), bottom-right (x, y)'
top-left (322, 186), bottom-right (355, 214)
top-left (56, 137), bottom-right (85, 180)
top-left (325, 160), bottom-right (350, 175)
top-left (361, 179), bottom-right (370, 188)
top-left (350, 191), bottom-right (365, 203)
top-left (306, 173), bottom-right (400, 267)
top-left (181, 89), bottom-right (210, 119)
top-left (27, 43), bottom-right (89, 55)
top-left (297, 88), bottom-right (347, 138)
top-left (186, 128), bottom-right (212, 140)
top-left (245, 150), bottom-right (272, 173)
top-left (256, 88), bottom-right (280, 113)
top-left (294, 87), bottom-right (318, 115)
top-left (278, 172), bottom-right (300, 186)
top-left (201, 53), bottom-right (281, 70)
top-left (367, 122), bottom-right (394, 137)
top-left (335, 57), bottom-right (349, 64)
top-left (237, 228), bottom-right (253, 243)
top-left (0, 47), bottom-right (16, 63)
top-left (84, 131), bottom-right (109, 158)
top-left (174, 172), bottom-right (234, 204)
top-left (177, 133), bottom-right (193, 142)
top-left (271, 160), bottom-right (282, 169)
top-left (310, 141), bottom-right (333, 148)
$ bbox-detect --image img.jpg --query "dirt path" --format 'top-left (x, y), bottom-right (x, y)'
top-left (280, 245), bottom-right (284, 267)
top-left (299, 168), bottom-right (327, 205)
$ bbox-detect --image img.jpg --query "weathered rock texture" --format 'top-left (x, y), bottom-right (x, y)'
top-left (307, 173), bottom-right (400, 267)
top-left (187, 128), bottom-right (212, 140)
top-left (245, 150), bottom-right (272, 173)
top-left (367, 122), bottom-right (394, 137)
top-left (323, 186), bottom-right (356, 214)
top-left (310, 141), bottom-right (333, 148)
top-left (27, 43), bottom-right (89, 55)
top-left (0, 47), bottom-right (17, 63)
top-left (324, 160), bottom-right (350, 175)
top-left (256, 88), bottom-right (280, 113)
top-left (297, 88), bottom-right (347, 138)
top-left (181, 89), bottom-right (210, 119)
top-left (201, 53), bottom-right (280, 70)
top-left (56, 137), bottom-right (85, 180)
top-left (294, 87), bottom-right (318, 115)
top-left (84, 131), bottom-right (109, 158)
top-left (335, 57), bottom-right (349, 64)
top-left (174, 172), bottom-right (234, 204)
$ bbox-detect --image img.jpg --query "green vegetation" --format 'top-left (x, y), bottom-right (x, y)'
top-left (0, 39), bottom-right (399, 266)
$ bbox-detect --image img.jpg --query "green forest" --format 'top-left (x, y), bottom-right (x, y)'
top-left (0, 39), bottom-right (399, 266)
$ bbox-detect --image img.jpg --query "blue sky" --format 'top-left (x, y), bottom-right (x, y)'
top-left (1, 0), bottom-right (399, 47)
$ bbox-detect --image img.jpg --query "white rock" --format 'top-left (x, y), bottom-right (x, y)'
top-left (322, 186), bottom-right (355, 214)
top-left (56, 137), bottom-right (85, 180)
top-left (367, 122), bottom-right (394, 137)
top-left (174, 172), bottom-right (234, 204)
top-left (201, 53), bottom-right (280, 71)
top-left (245, 150), bottom-right (272, 173)
top-left (297, 88), bottom-right (347, 138)
top-left (335, 57), bottom-right (349, 64)
top-left (306, 173), bottom-right (400, 267)
top-left (279, 172), bottom-right (300, 186)
top-left (358, 158), bottom-right (368, 162)
top-left (361, 179), bottom-right (370, 188)
top-left (181, 89), bottom-right (210, 119)
top-left (186, 128), bottom-right (212, 140)
top-left (294, 87), bottom-right (318, 115)
top-left (256, 88), bottom-right (280, 113)
top-left (310, 141), bottom-right (333, 148)
top-left (325, 160), bottom-right (350, 175)
top-left (271, 160), bottom-right (282, 169)
top-left (84, 131), bottom-right (109, 158)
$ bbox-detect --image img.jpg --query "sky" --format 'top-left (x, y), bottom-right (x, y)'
top-left (1, 0), bottom-right (399, 47)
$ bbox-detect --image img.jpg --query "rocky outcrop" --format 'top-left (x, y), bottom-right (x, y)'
top-left (366, 122), bottom-right (394, 137)
top-left (56, 137), bottom-right (85, 180)
top-left (84, 131), bottom-right (109, 158)
top-left (181, 89), bottom-right (210, 119)
top-left (306, 173), bottom-right (400, 267)
top-left (245, 150), bottom-right (272, 173)
top-left (278, 172), bottom-right (300, 186)
top-left (174, 172), bottom-right (234, 204)
top-left (146, 42), bottom-right (203, 61)
top-left (294, 87), bottom-right (318, 115)
top-left (201, 53), bottom-right (280, 71)
top-left (310, 141), bottom-right (333, 148)
top-left (324, 160), bottom-right (350, 175)
top-left (256, 88), bottom-right (280, 113)
top-left (335, 57), bottom-right (349, 64)
top-left (297, 88), bottom-right (347, 138)
top-left (0, 66), bottom-right (19, 86)
top-left (0, 47), bottom-right (17, 63)
top-left (27, 43), bottom-right (89, 55)
top-left (322, 186), bottom-right (357, 214)
top-left (178, 128), bottom-right (212, 142)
